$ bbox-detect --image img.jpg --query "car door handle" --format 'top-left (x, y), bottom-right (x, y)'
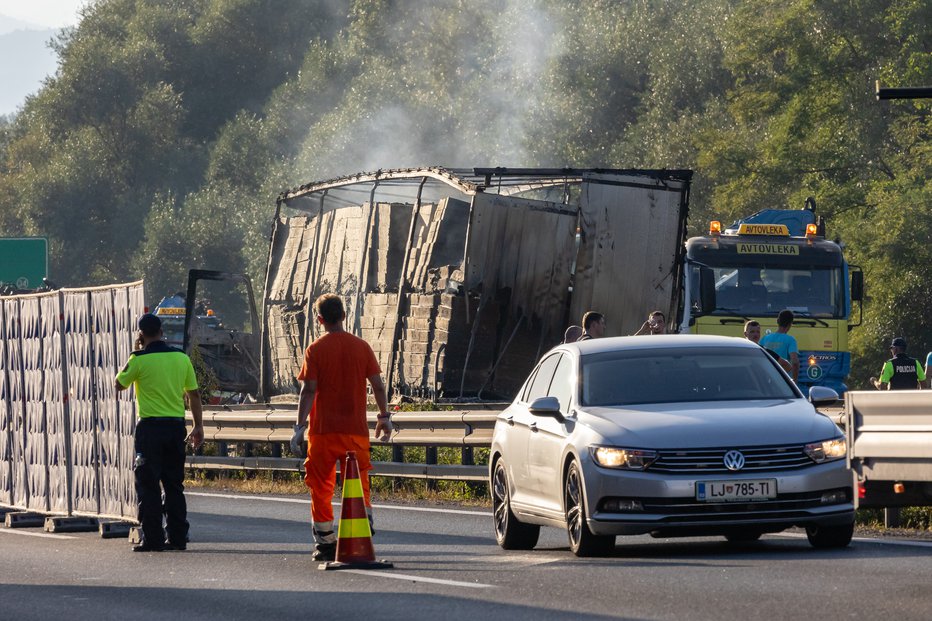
top-left (506, 415), bottom-right (514, 426)
top-left (529, 422), bottom-right (538, 432)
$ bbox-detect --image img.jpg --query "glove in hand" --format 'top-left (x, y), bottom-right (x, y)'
top-left (290, 424), bottom-right (307, 456)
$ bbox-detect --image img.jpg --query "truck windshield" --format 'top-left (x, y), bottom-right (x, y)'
top-left (690, 263), bottom-right (844, 318)
top-left (160, 317), bottom-right (185, 348)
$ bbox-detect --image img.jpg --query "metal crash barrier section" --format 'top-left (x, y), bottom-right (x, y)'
top-left (185, 405), bottom-right (503, 482)
top-left (846, 390), bottom-right (932, 509)
top-left (0, 282), bottom-right (144, 520)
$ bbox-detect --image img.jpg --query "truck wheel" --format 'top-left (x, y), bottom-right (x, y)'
top-left (806, 522), bottom-right (854, 548)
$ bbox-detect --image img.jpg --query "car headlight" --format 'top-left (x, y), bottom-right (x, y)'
top-left (804, 438), bottom-right (846, 463)
top-left (591, 447), bottom-right (658, 470)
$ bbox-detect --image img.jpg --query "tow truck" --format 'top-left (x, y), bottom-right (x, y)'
top-left (681, 199), bottom-right (863, 394)
top-left (153, 271), bottom-right (260, 399)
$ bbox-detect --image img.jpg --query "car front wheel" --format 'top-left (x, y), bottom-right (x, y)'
top-left (806, 522), bottom-right (854, 548)
top-left (564, 461), bottom-right (615, 557)
top-left (492, 459), bottom-right (540, 550)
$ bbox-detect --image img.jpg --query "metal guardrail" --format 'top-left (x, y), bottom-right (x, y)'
top-left (184, 456), bottom-right (488, 482)
top-left (846, 391), bottom-right (932, 482)
top-left (187, 403), bottom-right (847, 483)
top-left (187, 404), bottom-right (504, 482)
top-left (193, 404), bottom-right (500, 445)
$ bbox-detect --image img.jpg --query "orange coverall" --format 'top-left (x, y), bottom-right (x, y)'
top-left (297, 331), bottom-right (380, 540)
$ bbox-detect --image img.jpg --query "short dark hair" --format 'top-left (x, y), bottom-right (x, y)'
top-left (649, 310), bottom-right (665, 321)
top-left (138, 313), bottom-right (162, 337)
top-left (315, 294), bottom-right (345, 325)
top-left (744, 320), bottom-right (760, 331)
top-left (582, 311), bottom-right (604, 331)
top-left (777, 309), bottom-right (794, 328)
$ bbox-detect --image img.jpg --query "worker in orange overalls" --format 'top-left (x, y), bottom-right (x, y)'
top-left (290, 293), bottom-right (392, 561)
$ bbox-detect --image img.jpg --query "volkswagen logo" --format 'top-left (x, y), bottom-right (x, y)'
top-left (723, 450), bottom-right (746, 471)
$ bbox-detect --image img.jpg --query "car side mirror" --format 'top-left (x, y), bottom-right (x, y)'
top-left (808, 386), bottom-right (839, 407)
top-left (529, 396), bottom-right (564, 421)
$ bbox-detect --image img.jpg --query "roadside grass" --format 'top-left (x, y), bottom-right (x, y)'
top-left (186, 470), bottom-right (491, 506)
top-left (856, 507), bottom-right (932, 531)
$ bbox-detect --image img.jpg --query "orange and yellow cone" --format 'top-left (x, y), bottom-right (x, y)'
top-left (321, 451), bottom-right (393, 570)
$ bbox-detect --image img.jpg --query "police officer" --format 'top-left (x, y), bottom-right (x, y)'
top-left (116, 313), bottom-right (204, 551)
top-left (871, 337), bottom-right (926, 390)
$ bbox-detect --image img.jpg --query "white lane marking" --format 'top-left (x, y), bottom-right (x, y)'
top-left (468, 553), bottom-right (564, 566)
top-left (0, 528), bottom-right (75, 540)
top-left (773, 531), bottom-right (932, 548)
top-left (341, 569), bottom-right (495, 588)
top-left (186, 491), bottom-right (490, 516)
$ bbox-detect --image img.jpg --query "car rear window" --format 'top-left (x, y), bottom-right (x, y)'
top-left (581, 346), bottom-right (799, 406)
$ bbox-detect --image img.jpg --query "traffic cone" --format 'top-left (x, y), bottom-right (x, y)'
top-left (321, 451), bottom-right (393, 570)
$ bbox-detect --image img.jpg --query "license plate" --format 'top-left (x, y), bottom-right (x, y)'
top-left (696, 479), bottom-right (777, 502)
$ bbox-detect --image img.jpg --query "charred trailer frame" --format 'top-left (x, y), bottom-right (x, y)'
top-left (263, 167), bottom-right (692, 402)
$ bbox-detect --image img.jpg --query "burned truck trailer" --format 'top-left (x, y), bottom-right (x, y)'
top-left (260, 167), bottom-right (691, 401)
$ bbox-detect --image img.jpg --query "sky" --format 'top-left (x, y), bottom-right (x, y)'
top-left (0, 1), bottom-right (88, 115)
top-left (0, 0), bottom-right (88, 29)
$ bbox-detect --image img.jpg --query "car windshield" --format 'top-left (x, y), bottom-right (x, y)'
top-left (581, 346), bottom-right (798, 406)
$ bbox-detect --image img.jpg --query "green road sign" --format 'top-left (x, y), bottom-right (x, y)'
top-left (0, 237), bottom-right (48, 290)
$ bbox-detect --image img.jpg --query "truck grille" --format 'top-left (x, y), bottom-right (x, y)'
top-left (649, 444), bottom-right (812, 474)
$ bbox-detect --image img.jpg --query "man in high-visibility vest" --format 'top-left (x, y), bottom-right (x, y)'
top-left (291, 294), bottom-right (392, 561)
top-left (872, 337), bottom-right (926, 390)
top-left (116, 313), bottom-right (204, 552)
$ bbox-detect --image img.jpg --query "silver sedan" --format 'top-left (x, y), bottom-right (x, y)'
top-left (490, 335), bottom-right (855, 556)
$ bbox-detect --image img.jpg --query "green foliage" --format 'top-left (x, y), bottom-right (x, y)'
top-left (0, 0), bottom-right (928, 390)
top-left (901, 506), bottom-right (932, 530)
top-left (189, 342), bottom-right (221, 403)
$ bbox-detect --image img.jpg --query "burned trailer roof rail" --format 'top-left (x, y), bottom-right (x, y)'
top-left (473, 167), bottom-right (693, 181)
top-left (278, 167), bottom-right (694, 209)
top-left (277, 167), bottom-right (483, 206)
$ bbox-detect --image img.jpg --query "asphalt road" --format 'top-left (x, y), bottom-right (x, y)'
top-left (2, 491), bottom-right (930, 621)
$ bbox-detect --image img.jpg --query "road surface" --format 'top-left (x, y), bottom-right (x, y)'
top-left (1, 491), bottom-right (930, 620)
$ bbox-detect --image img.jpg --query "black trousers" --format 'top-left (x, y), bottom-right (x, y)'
top-left (134, 418), bottom-right (188, 546)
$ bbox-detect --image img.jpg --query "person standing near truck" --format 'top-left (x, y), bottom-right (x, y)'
top-left (115, 313), bottom-right (204, 552)
top-left (633, 310), bottom-right (667, 335)
top-left (744, 320), bottom-right (793, 374)
top-left (291, 294), bottom-right (393, 561)
top-left (562, 324), bottom-right (583, 344)
top-left (760, 309), bottom-right (800, 381)
top-left (577, 311), bottom-right (605, 341)
top-left (872, 337), bottom-right (925, 390)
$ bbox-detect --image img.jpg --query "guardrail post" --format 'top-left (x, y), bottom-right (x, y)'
top-left (884, 507), bottom-right (901, 528)
top-left (425, 447), bottom-right (437, 491)
top-left (461, 447), bottom-right (474, 466)
top-left (392, 445), bottom-right (404, 463)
